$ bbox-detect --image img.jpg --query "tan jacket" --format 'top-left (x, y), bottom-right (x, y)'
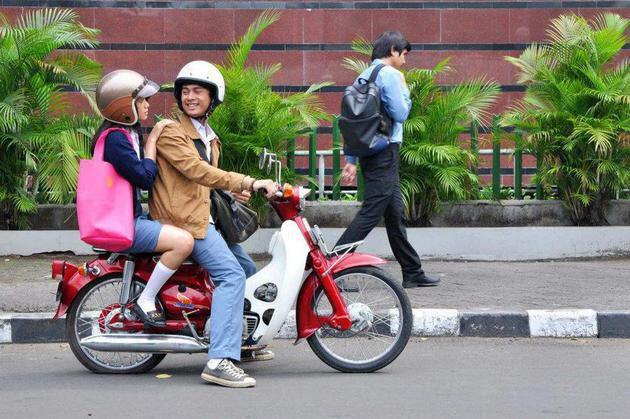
top-left (149, 114), bottom-right (254, 239)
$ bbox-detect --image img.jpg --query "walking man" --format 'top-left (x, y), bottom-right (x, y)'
top-left (337, 31), bottom-right (439, 288)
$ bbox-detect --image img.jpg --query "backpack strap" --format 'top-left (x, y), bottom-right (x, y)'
top-left (367, 63), bottom-right (386, 84)
top-left (357, 63), bottom-right (387, 85)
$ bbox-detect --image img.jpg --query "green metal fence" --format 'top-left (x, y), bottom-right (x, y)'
top-left (287, 115), bottom-right (540, 201)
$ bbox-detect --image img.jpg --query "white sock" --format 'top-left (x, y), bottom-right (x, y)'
top-left (137, 261), bottom-right (176, 313)
top-left (207, 359), bottom-right (223, 369)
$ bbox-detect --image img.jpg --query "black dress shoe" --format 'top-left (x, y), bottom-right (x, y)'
top-left (402, 274), bottom-right (440, 288)
top-left (131, 304), bottom-right (166, 328)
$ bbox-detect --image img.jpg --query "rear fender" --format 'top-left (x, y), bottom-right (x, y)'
top-left (53, 259), bottom-right (124, 319)
top-left (295, 252), bottom-right (387, 340)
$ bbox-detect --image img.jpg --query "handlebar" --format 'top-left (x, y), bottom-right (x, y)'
top-left (256, 183), bottom-right (292, 200)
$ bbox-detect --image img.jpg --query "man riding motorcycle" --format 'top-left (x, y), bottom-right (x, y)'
top-left (149, 60), bottom-right (275, 388)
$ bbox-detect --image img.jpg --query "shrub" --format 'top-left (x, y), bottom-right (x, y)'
top-left (0, 9), bottom-right (100, 228)
top-left (503, 13), bottom-right (629, 225)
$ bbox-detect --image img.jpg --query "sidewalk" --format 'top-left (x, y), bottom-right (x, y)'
top-left (1, 254), bottom-right (629, 343)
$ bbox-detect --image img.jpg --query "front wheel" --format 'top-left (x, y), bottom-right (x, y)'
top-left (307, 266), bottom-right (412, 373)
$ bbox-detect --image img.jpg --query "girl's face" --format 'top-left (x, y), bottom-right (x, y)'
top-left (135, 97), bottom-right (150, 122)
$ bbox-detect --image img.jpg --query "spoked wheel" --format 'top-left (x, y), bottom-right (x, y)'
top-left (66, 276), bottom-right (166, 374)
top-left (307, 266), bottom-right (412, 373)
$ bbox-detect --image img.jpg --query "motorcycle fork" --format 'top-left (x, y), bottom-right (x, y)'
top-left (310, 250), bottom-right (353, 331)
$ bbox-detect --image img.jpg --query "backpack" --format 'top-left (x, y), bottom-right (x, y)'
top-left (77, 128), bottom-right (135, 251)
top-left (338, 64), bottom-right (392, 157)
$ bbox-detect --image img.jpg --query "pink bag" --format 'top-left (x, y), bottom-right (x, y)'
top-left (77, 128), bottom-right (135, 251)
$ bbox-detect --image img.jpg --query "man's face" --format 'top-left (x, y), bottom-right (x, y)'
top-left (390, 48), bottom-right (409, 70)
top-left (181, 84), bottom-right (211, 118)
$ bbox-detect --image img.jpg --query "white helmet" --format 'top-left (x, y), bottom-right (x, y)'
top-left (174, 61), bottom-right (225, 115)
top-left (96, 70), bottom-right (159, 126)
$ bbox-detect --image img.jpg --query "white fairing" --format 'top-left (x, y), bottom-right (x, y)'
top-left (246, 220), bottom-right (310, 345)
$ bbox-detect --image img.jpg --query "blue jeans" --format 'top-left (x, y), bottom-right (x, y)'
top-left (191, 225), bottom-right (246, 361)
top-left (228, 242), bottom-right (256, 278)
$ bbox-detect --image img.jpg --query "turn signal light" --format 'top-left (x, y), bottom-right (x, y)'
top-left (282, 184), bottom-right (293, 198)
top-left (77, 263), bottom-right (88, 276)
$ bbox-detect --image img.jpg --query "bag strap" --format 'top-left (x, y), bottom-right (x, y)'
top-left (367, 63), bottom-right (386, 84)
top-left (357, 63), bottom-right (386, 85)
top-left (92, 127), bottom-right (134, 162)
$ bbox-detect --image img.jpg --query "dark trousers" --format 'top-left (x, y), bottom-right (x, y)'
top-left (335, 143), bottom-right (424, 280)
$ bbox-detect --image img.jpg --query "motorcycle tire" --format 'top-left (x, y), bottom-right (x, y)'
top-left (66, 275), bottom-right (166, 374)
top-left (307, 266), bottom-right (412, 373)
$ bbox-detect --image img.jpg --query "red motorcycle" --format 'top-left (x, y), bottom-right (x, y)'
top-left (52, 149), bottom-right (412, 374)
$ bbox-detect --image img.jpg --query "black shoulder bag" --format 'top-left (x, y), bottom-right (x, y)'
top-left (211, 188), bottom-right (258, 244)
top-left (192, 138), bottom-right (259, 243)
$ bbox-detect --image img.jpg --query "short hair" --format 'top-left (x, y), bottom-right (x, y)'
top-left (371, 31), bottom-right (412, 61)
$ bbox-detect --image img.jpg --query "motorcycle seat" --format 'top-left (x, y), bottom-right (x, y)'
top-left (92, 247), bottom-right (196, 265)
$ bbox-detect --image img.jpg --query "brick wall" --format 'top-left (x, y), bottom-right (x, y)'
top-left (1, 0), bottom-right (628, 187)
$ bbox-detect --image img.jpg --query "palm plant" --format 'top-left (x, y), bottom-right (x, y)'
top-left (343, 40), bottom-right (500, 225)
top-left (209, 10), bottom-right (331, 215)
top-left (503, 13), bottom-right (629, 225)
top-left (211, 11), bottom-right (330, 174)
top-left (0, 9), bottom-right (101, 228)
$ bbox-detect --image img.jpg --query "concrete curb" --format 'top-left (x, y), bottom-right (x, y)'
top-left (3, 309), bottom-right (630, 344)
top-left (2, 227), bottom-right (630, 260)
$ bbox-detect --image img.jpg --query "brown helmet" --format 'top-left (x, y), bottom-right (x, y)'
top-left (96, 70), bottom-right (159, 126)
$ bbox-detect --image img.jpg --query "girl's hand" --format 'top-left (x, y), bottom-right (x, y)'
top-left (148, 118), bottom-right (175, 141)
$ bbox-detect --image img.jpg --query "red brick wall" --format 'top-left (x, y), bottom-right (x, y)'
top-left (2, 1), bottom-right (628, 187)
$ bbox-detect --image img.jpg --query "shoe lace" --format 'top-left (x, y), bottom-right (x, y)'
top-left (220, 360), bottom-right (246, 378)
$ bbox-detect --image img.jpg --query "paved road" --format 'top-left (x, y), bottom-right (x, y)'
top-left (1, 254), bottom-right (629, 312)
top-left (2, 338), bottom-right (630, 418)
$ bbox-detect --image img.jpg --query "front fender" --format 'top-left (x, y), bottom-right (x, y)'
top-left (327, 252), bottom-right (387, 274)
top-left (295, 252), bottom-right (388, 340)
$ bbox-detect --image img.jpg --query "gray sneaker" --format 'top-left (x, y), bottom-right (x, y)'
top-left (240, 348), bottom-right (275, 362)
top-left (201, 359), bottom-right (256, 388)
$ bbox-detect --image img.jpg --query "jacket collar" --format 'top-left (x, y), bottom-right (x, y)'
top-left (178, 113), bottom-right (201, 140)
top-left (177, 113), bottom-right (221, 146)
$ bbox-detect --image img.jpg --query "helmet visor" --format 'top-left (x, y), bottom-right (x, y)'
top-left (135, 79), bottom-right (160, 99)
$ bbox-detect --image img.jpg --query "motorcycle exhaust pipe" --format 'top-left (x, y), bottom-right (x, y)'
top-left (80, 334), bottom-right (208, 354)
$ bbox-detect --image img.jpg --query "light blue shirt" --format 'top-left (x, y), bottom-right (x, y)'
top-left (190, 117), bottom-right (217, 161)
top-left (346, 59), bottom-right (412, 165)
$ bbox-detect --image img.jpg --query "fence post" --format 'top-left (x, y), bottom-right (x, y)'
top-left (535, 151), bottom-right (543, 200)
top-left (308, 128), bottom-right (317, 201)
top-left (332, 116), bottom-right (341, 200)
top-left (356, 163), bottom-right (365, 201)
top-left (492, 115), bottom-right (501, 199)
top-left (287, 137), bottom-right (295, 174)
top-left (470, 120), bottom-right (479, 175)
top-left (514, 131), bottom-right (523, 200)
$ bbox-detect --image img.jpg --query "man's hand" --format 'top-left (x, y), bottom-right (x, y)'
top-left (232, 190), bottom-right (251, 203)
top-left (252, 179), bottom-right (277, 199)
top-left (341, 163), bottom-right (357, 183)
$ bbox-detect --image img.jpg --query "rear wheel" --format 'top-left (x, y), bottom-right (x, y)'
top-left (307, 266), bottom-right (412, 373)
top-left (66, 276), bottom-right (166, 374)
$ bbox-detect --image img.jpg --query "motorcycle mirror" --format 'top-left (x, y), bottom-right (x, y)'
top-left (259, 148), bottom-right (268, 171)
